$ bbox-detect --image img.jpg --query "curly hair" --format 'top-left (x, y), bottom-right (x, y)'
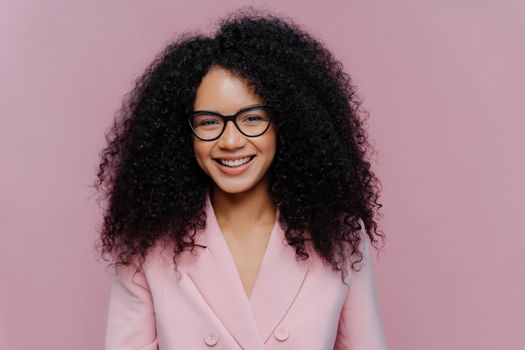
top-left (94, 7), bottom-right (385, 281)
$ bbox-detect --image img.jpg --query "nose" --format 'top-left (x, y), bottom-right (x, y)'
top-left (217, 120), bottom-right (246, 149)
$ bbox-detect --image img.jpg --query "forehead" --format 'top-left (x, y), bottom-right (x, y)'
top-left (193, 66), bottom-right (263, 114)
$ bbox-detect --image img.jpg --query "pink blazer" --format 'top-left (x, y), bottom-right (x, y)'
top-left (104, 193), bottom-right (387, 349)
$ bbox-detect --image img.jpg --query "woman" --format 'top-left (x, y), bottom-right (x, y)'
top-left (95, 7), bottom-right (387, 350)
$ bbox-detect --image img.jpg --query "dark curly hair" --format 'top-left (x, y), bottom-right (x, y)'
top-left (93, 7), bottom-right (385, 281)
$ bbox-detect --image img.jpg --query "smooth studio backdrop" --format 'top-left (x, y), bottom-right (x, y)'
top-left (1, 1), bottom-right (523, 349)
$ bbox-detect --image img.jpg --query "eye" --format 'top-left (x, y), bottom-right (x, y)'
top-left (245, 115), bottom-right (262, 122)
top-left (192, 115), bottom-right (222, 128)
top-left (240, 114), bottom-right (266, 124)
top-left (199, 119), bottom-right (220, 126)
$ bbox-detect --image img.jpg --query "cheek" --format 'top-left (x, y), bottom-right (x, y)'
top-left (263, 128), bottom-right (277, 158)
top-left (193, 140), bottom-right (210, 169)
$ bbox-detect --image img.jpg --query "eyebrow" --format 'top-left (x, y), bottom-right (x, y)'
top-left (192, 103), bottom-right (265, 114)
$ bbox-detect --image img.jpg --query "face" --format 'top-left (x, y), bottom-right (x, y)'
top-left (192, 66), bottom-right (277, 194)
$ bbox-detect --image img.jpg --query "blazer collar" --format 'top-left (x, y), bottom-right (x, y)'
top-left (187, 191), bottom-right (309, 348)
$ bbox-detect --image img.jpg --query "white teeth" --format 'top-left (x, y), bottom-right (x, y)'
top-left (219, 157), bottom-right (252, 167)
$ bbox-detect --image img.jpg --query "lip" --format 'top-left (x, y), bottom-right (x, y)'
top-left (213, 155), bottom-right (255, 161)
top-left (214, 156), bottom-right (256, 175)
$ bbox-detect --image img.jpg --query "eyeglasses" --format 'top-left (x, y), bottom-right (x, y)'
top-left (188, 104), bottom-right (273, 141)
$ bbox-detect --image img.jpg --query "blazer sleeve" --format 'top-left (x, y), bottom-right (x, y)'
top-left (104, 261), bottom-right (159, 350)
top-left (334, 234), bottom-right (387, 350)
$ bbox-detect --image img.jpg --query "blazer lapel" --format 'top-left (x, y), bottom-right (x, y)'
top-left (187, 192), bottom-right (309, 347)
top-left (248, 210), bottom-right (309, 343)
top-left (186, 193), bottom-right (265, 350)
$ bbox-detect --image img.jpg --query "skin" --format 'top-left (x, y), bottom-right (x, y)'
top-left (192, 65), bottom-right (277, 297)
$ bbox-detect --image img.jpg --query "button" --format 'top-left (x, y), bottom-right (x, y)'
top-left (203, 329), bottom-right (219, 346)
top-left (274, 325), bottom-right (289, 341)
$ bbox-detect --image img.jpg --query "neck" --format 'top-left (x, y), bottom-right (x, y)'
top-left (210, 178), bottom-right (276, 238)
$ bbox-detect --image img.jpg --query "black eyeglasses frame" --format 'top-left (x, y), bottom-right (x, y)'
top-left (188, 104), bottom-right (273, 141)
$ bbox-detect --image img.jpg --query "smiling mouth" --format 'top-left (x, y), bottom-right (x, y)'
top-left (214, 155), bottom-right (256, 167)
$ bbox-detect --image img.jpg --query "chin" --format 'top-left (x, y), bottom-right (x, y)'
top-left (213, 181), bottom-right (258, 194)
top-left (209, 170), bottom-right (268, 195)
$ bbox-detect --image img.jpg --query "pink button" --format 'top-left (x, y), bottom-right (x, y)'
top-left (274, 326), bottom-right (289, 341)
top-left (203, 329), bottom-right (219, 346)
